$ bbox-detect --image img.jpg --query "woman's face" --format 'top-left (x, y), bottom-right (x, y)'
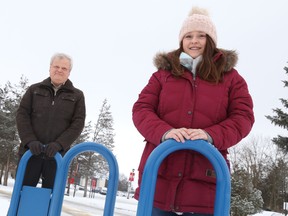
top-left (182, 31), bottom-right (207, 59)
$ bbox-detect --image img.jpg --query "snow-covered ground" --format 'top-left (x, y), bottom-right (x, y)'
top-left (250, 212), bottom-right (284, 216)
top-left (0, 178), bottom-right (285, 216)
top-left (0, 178), bottom-right (137, 215)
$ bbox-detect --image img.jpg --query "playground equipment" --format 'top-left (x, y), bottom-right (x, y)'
top-left (136, 139), bottom-right (231, 216)
top-left (7, 151), bottom-right (62, 216)
top-left (7, 142), bottom-right (119, 216)
top-left (7, 140), bottom-right (230, 215)
top-left (49, 142), bottom-right (119, 216)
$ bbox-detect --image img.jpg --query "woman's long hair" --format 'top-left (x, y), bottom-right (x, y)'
top-left (169, 35), bottom-right (227, 83)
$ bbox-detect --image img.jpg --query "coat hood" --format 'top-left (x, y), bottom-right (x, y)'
top-left (153, 49), bottom-right (238, 73)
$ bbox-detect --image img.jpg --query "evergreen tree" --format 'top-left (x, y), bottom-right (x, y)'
top-left (230, 167), bottom-right (263, 216)
top-left (66, 121), bottom-right (92, 196)
top-left (0, 76), bottom-right (29, 185)
top-left (73, 121), bottom-right (93, 147)
top-left (91, 98), bottom-right (115, 177)
top-left (266, 64), bottom-right (288, 151)
top-left (261, 158), bottom-right (288, 212)
top-left (74, 99), bottom-right (115, 197)
top-left (118, 173), bottom-right (129, 192)
top-left (92, 98), bottom-right (115, 150)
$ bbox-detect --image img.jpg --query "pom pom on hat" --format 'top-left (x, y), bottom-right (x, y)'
top-left (179, 6), bottom-right (217, 45)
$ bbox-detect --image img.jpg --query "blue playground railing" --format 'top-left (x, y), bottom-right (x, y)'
top-left (49, 142), bottom-right (119, 216)
top-left (136, 139), bottom-right (231, 216)
top-left (8, 140), bottom-right (230, 215)
top-left (7, 142), bottom-right (119, 216)
top-left (7, 151), bottom-right (62, 216)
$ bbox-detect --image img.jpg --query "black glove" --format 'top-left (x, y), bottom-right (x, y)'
top-left (45, 142), bottom-right (62, 157)
top-left (27, 141), bottom-right (43, 155)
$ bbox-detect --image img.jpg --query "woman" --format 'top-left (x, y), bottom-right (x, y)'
top-left (132, 6), bottom-right (254, 216)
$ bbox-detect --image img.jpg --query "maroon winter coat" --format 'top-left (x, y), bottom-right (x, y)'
top-left (132, 50), bottom-right (254, 214)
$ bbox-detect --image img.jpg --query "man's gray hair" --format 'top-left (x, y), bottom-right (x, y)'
top-left (50, 53), bottom-right (73, 71)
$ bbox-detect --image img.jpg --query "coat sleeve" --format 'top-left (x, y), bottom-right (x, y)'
top-left (132, 72), bottom-right (173, 146)
top-left (205, 71), bottom-right (254, 150)
top-left (16, 87), bottom-right (38, 147)
top-left (55, 91), bottom-right (86, 151)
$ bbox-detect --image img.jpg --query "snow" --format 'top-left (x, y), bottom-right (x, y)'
top-left (0, 178), bottom-right (137, 215)
top-left (0, 178), bottom-right (285, 216)
top-left (250, 212), bottom-right (284, 216)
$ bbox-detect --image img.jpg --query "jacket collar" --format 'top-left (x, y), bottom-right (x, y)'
top-left (153, 49), bottom-right (238, 73)
top-left (41, 77), bottom-right (74, 91)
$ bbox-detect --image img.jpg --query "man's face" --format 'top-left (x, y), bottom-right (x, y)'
top-left (49, 57), bottom-right (71, 86)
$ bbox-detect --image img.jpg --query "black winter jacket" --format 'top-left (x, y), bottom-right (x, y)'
top-left (16, 77), bottom-right (86, 156)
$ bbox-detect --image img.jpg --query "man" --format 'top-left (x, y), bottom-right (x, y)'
top-left (16, 53), bottom-right (86, 189)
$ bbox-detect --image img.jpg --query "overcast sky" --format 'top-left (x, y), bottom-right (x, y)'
top-left (1, 0), bottom-right (288, 182)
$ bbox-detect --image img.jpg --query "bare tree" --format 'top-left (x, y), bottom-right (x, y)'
top-left (229, 135), bottom-right (287, 212)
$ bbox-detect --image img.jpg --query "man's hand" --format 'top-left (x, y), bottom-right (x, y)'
top-left (45, 142), bottom-right (62, 157)
top-left (27, 141), bottom-right (43, 155)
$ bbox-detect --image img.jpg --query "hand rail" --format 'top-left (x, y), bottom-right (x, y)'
top-left (48, 142), bottom-right (119, 216)
top-left (7, 151), bottom-right (62, 216)
top-left (136, 139), bottom-right (231, 216)
top-left (8, 142), bottom-right (119, 216)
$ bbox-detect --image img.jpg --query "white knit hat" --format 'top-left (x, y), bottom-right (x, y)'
top-left (179, 7), bottom-right (217, 45)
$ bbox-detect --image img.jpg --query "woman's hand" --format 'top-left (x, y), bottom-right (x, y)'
top-left (164, 128), bottom-right (208, 143)
top-left (164, 128), bottom-right (190, 143)
top-left (186, 128), bottom-right (208, 141)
